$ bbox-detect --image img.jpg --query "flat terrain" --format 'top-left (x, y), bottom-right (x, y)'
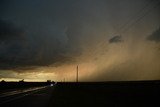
top-left (0, 81), bottom-right (160, 107)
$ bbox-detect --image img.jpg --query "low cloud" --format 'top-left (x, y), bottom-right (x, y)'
top-left (147, 27), bottom-right (160, 42)
top-left (109, 35), bottom-right (123, 43)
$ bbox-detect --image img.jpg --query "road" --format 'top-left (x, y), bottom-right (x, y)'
top-left (0, 85), bottom-right (55, 107)
top-left (0, 82), bottom-right (160, 107)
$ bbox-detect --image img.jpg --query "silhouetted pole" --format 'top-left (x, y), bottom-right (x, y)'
top-left (76, 65), bottom-right (78, 82)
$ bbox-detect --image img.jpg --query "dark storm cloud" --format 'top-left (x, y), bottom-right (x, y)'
top-left (147, 27), bottom-right (160, 42)
top-left (0, 19), bottom-right (27, 69)
top-left (0, 0), bottom-right (89, 71)
top-left (109, 36), bottom-right (123, 43)
top-left (0, 19), bottom-right (25, 40)
top-left (0, 19), bottom-right (76, 70)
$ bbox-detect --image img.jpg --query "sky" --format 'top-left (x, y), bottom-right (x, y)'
top-left (0, 0), bottom-right (160, 82)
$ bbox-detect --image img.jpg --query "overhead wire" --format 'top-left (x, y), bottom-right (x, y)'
top-left (88, 0), bottom-right (160, 60)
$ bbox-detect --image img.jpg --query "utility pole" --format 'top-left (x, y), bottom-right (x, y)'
top-left (76, 65), bottom-right (78, 82)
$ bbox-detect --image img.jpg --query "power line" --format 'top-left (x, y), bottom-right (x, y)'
top-left (115, 0), bottom-right (153, 35)
top-left (120, 0), bottom-right (160, 34)
top-left (89, 0), bottom-right (160, 60)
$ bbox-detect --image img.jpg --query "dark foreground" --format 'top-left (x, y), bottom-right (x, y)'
top-left (0, 81), bottom-right (160, 107)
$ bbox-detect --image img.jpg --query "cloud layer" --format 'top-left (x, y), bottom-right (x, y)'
top-left (0, 0), bottom-right (160, 81)
top-left (0, 19), bottom-right (77, 70)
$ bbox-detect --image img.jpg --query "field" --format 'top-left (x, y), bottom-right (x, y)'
top-left (49, 81), bottom-right (160, 107)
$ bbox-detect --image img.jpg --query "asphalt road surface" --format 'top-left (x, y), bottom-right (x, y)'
top-left (0, 82), bottom-right (160, 107)
top-left (0, 85), bottom-right (55, 107)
